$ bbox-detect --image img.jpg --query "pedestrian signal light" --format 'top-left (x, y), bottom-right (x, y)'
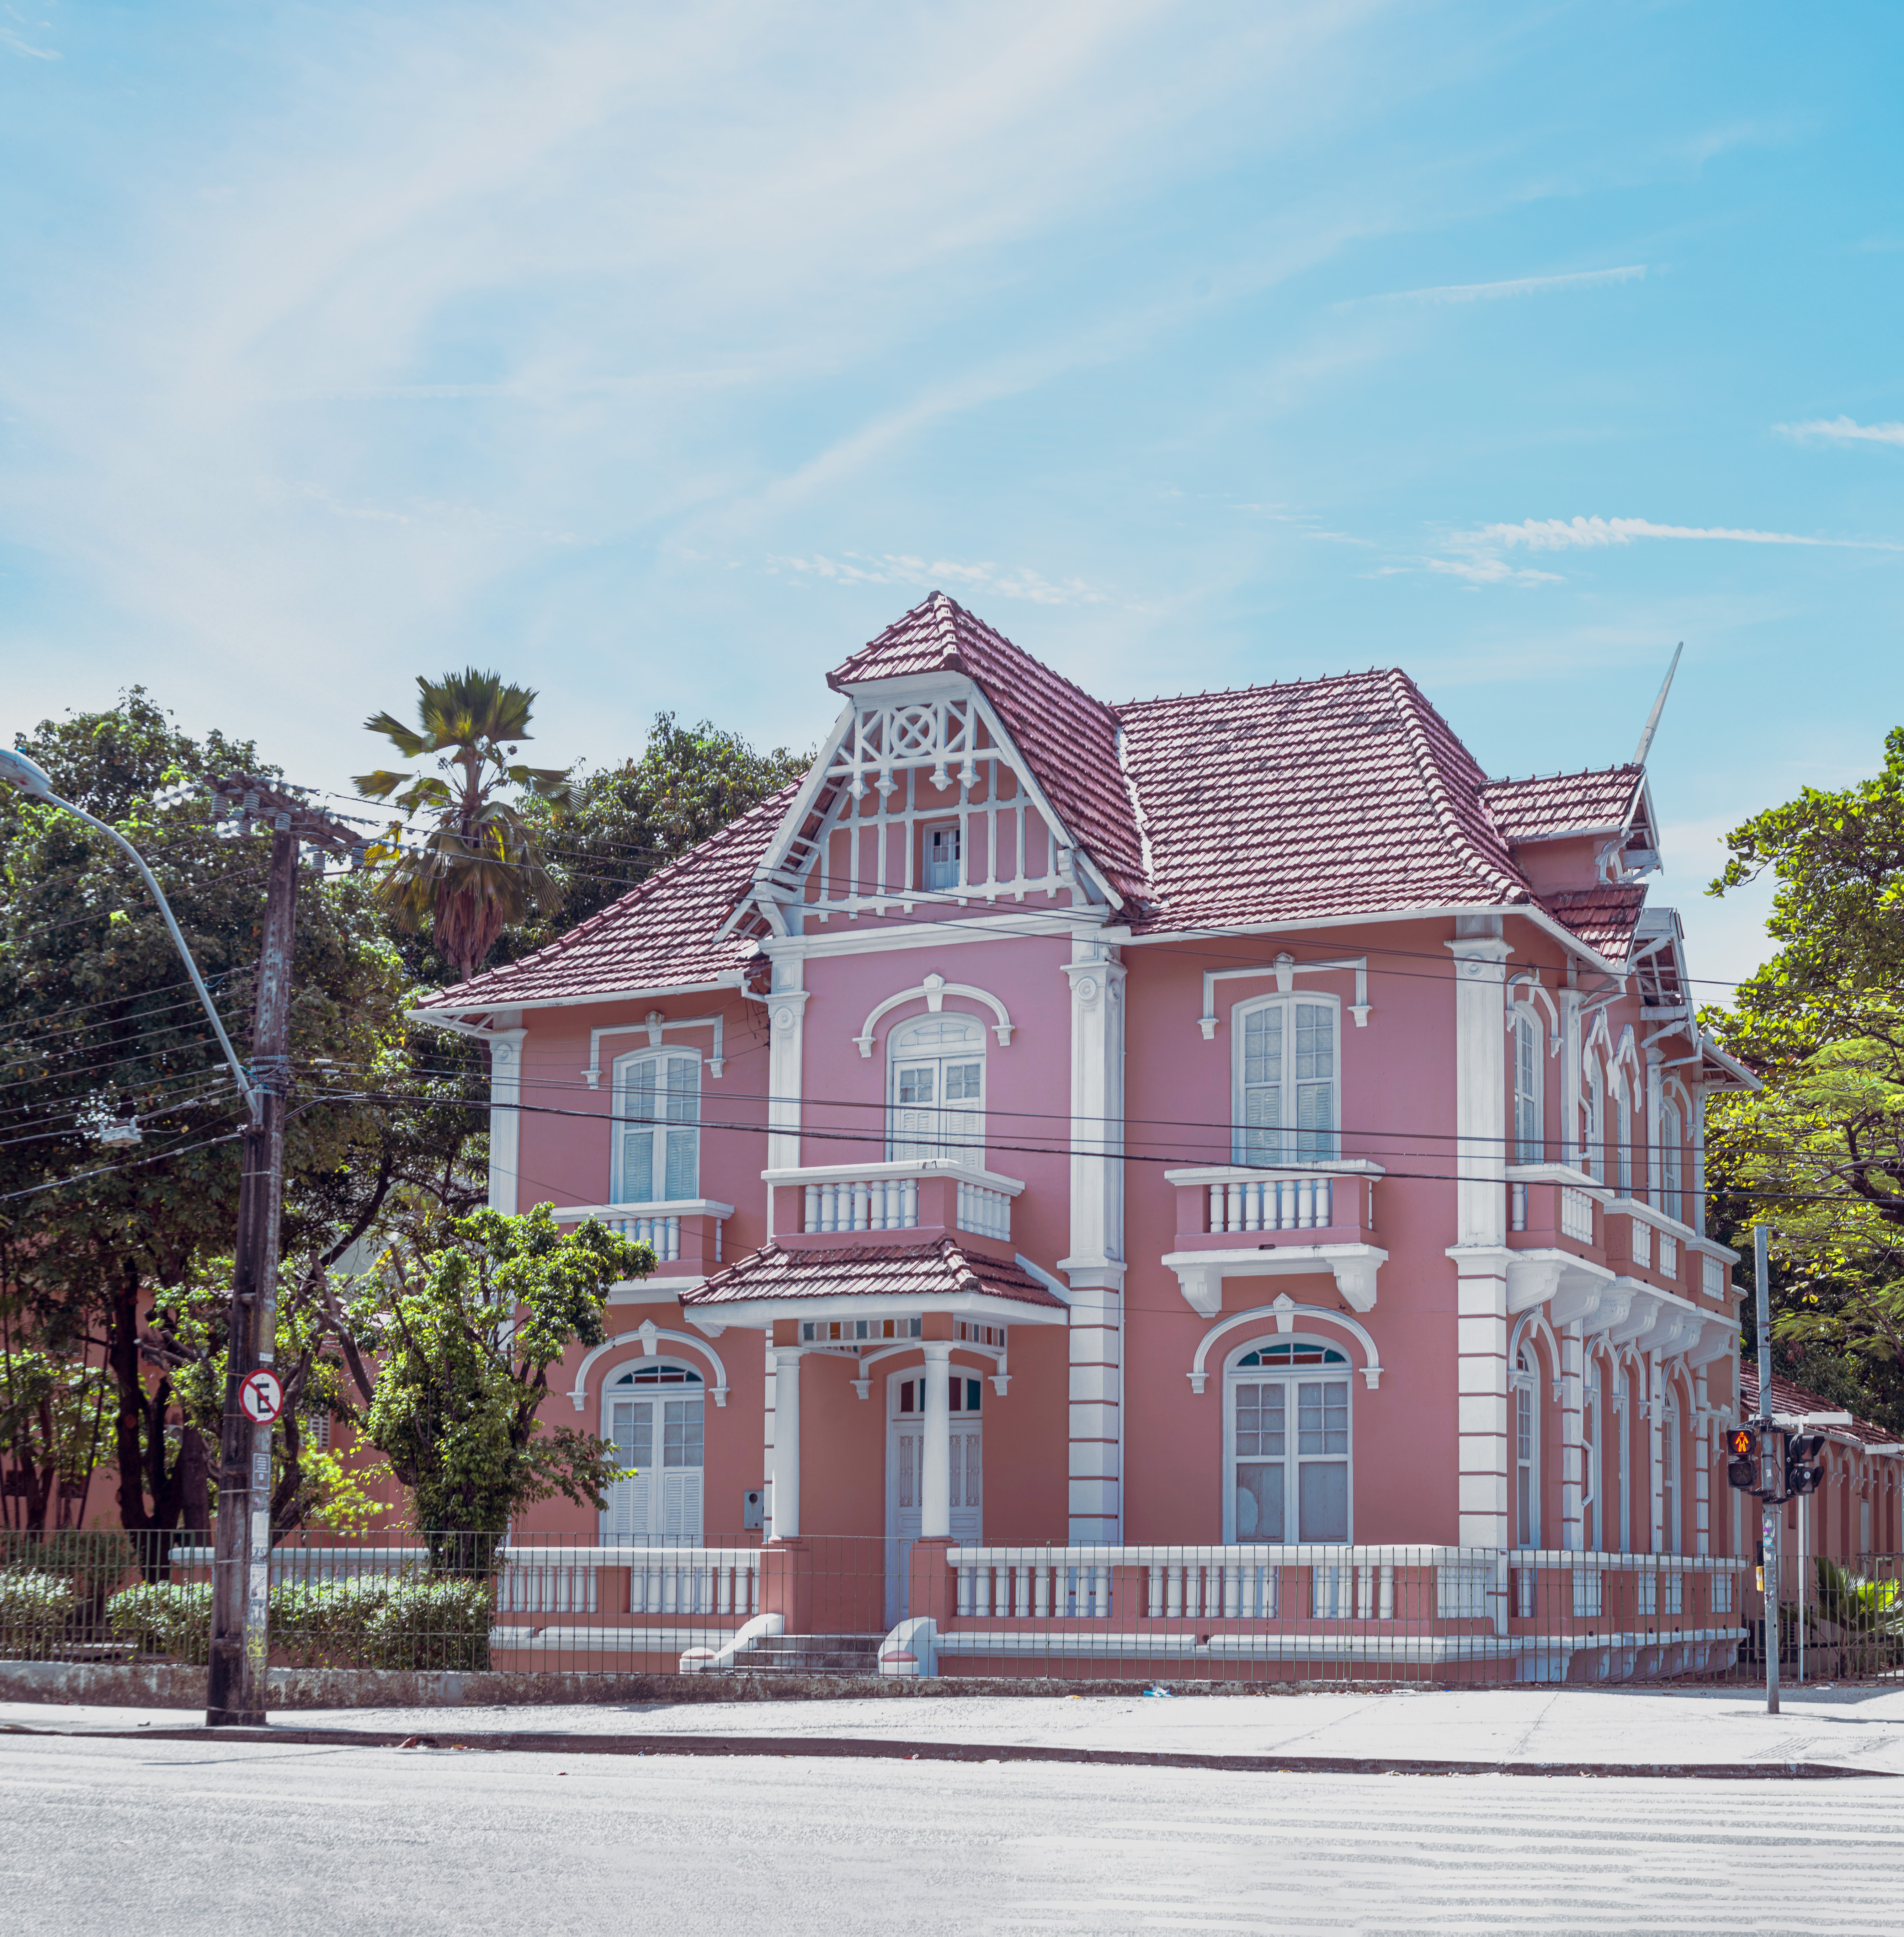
top-left (1725, 1426), bottom-right (1760, 1492)
top-left (1785, 1432), bottom-right (1826, 1499)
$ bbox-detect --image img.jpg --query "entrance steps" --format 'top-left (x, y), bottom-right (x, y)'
top-left (734, 1632), bottom-right (885, 1673)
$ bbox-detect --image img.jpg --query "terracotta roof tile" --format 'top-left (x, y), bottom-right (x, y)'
top-left (1538, 885), bottom-right (1647, 965)
top-left (828, 593), bottom-right (1150, 906)
top-left (414, 786), bottom-right (793, 1010)
top-left (1113, 668), bottom-right (1532, 933)
top-left (681, 1237), bottom-right (1067, 1310)
top-left (1739, 1366), bottom-right (1904, 1452)
top-left (1482, 766), bottom-right (1644, 843)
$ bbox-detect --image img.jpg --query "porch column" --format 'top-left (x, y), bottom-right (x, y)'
top-left (1560, 1321), bottom-right (1584, 1551)
top-left (920, 1342), bottom-right (952, 1540)
top-left (772, 1346), bottom-right (803, 1540)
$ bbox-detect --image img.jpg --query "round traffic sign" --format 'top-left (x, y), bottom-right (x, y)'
top-left (239, 1368), bottom-right (284, 1425)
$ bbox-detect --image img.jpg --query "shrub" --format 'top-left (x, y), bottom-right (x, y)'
top-left (0, 1569), bottom-right (78, 1660)
top-left (108, 1581), bottom-right (213, 1665)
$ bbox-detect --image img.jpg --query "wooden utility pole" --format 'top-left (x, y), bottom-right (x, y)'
top-left (204, 780), bottom-right (363, 1728)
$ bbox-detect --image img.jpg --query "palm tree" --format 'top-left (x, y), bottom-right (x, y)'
top-left (355, 670), bottom-right (572, 984)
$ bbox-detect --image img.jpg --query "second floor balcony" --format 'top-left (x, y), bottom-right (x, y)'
top-left (764, 1157), bottom-right (1026, 1252)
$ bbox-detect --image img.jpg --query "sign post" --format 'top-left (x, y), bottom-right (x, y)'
top-left (1754, 1222), bottom-right (1779, 1717)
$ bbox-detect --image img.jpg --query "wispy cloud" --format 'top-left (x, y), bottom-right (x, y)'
top-left (767, 550), bottom-right (1136, 608)
top-left (1775, 415), bottom-right (1904, 449)
top-left (1424, 554), bottom-right (1563, 586)
top-left (1476, 514), bottom-right (1904, 552)
top-left (1370, 263), bottom-right (1645, 306)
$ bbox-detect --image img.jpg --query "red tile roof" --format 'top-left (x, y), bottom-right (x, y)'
top-left (413, 787), bottom-right (792, 1011)
top-left (1482, 766), bottom-right (1644, 843)
top-left (1115, 668), bottom-right (1531, 932)
top-left (829, 593), bottom-right (1149, 906)
top-left (1538, 885), bottom-right (1647, 965)
top-left (681, 1237), bottom-right (1067, 1311)
top-left (1739, 1366), bottom-right (1904, 1453)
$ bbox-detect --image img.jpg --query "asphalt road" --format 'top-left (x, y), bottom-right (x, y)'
top-left (2, 1732), bottom-right (1899, 1935)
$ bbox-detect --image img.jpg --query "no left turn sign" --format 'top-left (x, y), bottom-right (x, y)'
top-left (239, 1368), bottom-right (284, 1426)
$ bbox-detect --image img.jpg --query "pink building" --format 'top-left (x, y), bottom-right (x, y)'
top-left (415, 592), bottom-right (1824, 1681)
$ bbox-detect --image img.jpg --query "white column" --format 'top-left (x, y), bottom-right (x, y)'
top-left (486, 1023), bottom-right (527, 1214)
top-left (1645, 1050), bottom-right (1664, 1210)
top-left (1693, 1369), bottom-right (1712, 1556)
top-left (920, 1342), bottom-right (952, 1540)
top-left (1647, 1351), bottom-right (1665, 1553)
top-left (765, 968), bottom-right (809, 1176)
top-left (1559, 987), bottom-right (1582, 1169)
top-left (1060, 940), bottom-right (1127, 1544)
top-left (1560, 1322), bottom-right (1584, 1551)
top-left (762, 1338), bottom-right (777, 1540)
top-left (773, 1346), bottom-right (803, 1540)
top-left (1447, 919), bottom-right (1512, 1568)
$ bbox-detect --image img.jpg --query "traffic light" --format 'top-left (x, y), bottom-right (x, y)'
top-left (1785, 1433), bottom-right (1826, 1498)
top-left (1725, 1425), bottom-right (1760, 1493)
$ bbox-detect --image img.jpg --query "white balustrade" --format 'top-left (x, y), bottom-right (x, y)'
top-left (1208, 1174), bottom-right (1339, 1234)
top-left (610, 1215), bottom-right (680, 1260)
top-left (1560, 1187), bottom-right (1595, 1244)
top-left (956, 1181), bottom-right (1012, 1241)
top-left (499, 1546), bottom-right (760, 1619)
top-left (1658, 1233), bottom-right (1678, 1281)
top-left (957, 1558), bottom-right (1111, 1620)
top-left (1630, 1219), bottom-right (1653, 1267)
top-left (805, 1177), bottom-right (918, 1233)
top-left (496, 1564), bottom-right (600, 1615)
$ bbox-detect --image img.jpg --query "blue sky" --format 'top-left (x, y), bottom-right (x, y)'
top-left (3, 1), bottom-right (1900, 991)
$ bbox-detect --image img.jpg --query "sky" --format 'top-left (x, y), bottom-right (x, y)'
top-left (3, 0), bottom-right (1901, 994)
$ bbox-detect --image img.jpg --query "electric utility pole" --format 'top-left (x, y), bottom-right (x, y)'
top-left (1754, 1222), bottom-right (1779, 1717)
top-left (204, 779), bottom-right (363, 1728)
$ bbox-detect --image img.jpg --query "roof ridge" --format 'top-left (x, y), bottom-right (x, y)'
top-left (1381, 668), bottom-right (1527, 905)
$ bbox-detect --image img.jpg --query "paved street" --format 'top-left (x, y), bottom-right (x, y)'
top-left (2, 1726), bottom-right (1900, 1936)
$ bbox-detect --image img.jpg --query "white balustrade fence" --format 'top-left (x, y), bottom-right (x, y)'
top-left (627, 1549), bottom-right (761, 1617)
top-left (805, 1178), bottom-right (917, 1233)
top-left (497, 1565), bottom-right (599, 1615)
top-left (957, 1557), bottom-right (1112, 1619)
top-left (1209, 1175), bottom-right (1338, 1234)
top-left (956, 1182), bottom-right (1012, 1241)
top-left (611, 1215), bottom-right (681, 1260)
top-left (1560, 1187), bottom-right (1595, 1244)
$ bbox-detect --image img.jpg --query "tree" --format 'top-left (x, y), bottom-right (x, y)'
top-left (334, 1204), bottom-right (652, 1554)
top-left (506, 711), bottom-right (809, 953)
top-left (355, 669), bottom-right (573, 984)
top-left (1707, 725), bottom-right (1904, 1432)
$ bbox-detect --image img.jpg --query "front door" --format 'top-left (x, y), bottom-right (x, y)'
top-left (885, 1372), bottom-right (982, 1627)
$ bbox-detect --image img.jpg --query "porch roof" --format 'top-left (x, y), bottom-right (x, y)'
top-left (680, 1236), bottom-right (1068, 1321)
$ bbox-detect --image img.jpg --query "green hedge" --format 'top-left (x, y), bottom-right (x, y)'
top-left (0, 1569), bottom-right (79, 1660)
top-left (105, 1573), bottom-right (492, 1672)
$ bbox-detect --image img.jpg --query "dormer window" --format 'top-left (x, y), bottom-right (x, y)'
top-left (924, 822), bottom-right (962, 891)
top-left (614, 1048), bottom-right (701, 1203)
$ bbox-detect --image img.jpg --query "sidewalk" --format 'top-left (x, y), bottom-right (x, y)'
top-left (8, 1683), bottom-right (1903, 1775)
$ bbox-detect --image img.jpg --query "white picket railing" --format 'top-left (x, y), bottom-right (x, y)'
top-left (1208, 1175), bottom-right (1336, 1233)
top-left (956, 1182), bottom-right (1012, 1241)
top-left (778, 1161), bottom-right (1025, 1241)
top-left (1560, 1187), bottom-right (1595, 1244)
top-left (609, 1214), bottom-right (680, 1260)
top-left (497, 1545), bottom-right (760, 1619)
top-left (805, 1178), bottom-right (916, 1232)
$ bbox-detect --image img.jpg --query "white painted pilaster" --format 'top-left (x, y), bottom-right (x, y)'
top-left (1560, 1321), bottom-right (1584, 1551)
top-left (1448, 918), bottom-right (1511, 1558)
top-left (1645, 1050), bottom-right (1664, 1211)
top-left (920, 1342), bottom-right (952, 1540)
top-left (766, 965), bottom-right (809, 1178)
top-left (1060, 939), bottom-right (1127, 1544)
top-left (1647, 1351), bottom-right (1665, 1553)
top-left (486, 1024), bottom-right (527, 1214)
top-left (1693, 1368), bottom-right (1711, 1556)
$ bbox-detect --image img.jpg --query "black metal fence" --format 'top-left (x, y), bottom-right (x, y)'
top-left (1, 1528), bottom-right (1899, 1685)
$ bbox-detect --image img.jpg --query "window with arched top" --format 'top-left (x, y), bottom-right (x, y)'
top-left (1234, 995), bottom-right (1339, 1166)
top-left (1659, 1098), bottom-right (1684, 1222)
top-left (613, 1048), bottom-right (701, 1203)
top-left (1583, 1058), bottom-right (1605, 1183)
top-left (1225, 1339), bottom-right (1351, 1543)
top-left (1512, 1010), bottom-right (1543, 1164)
top-left (1615, 1077), bottom-right (1634, 1196)
top-left (1513, 1346), bottom-right (1541, 1549)
top-left (1662, 1392), bottom-right (1681, 1553)
top-left (601, 1359), bottom-right (704, 1543)
top-left (888, 1011), bottom-right (986, 1161)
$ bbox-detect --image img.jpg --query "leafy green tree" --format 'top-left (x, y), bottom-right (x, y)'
top-left (507, 711), bottom-right (809, 951)
top-left (0, 1315), bottom-right (110, 1532)
top-left (1707, 725), bottom-right (1904, 1431)
top-left (336, 1204), bottom-right (652, 1553)
top-left (355, 670), bottom-right (573, 983)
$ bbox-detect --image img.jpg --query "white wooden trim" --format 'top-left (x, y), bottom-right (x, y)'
top-left (586, 1013), bottom-right (725, 1087)
top-left (1187, 1297), bottom-right (1383, 1394)
top-left (569, 1326), bottom-right (729, 1412)
top-left (1198, 954), bottom-right (1369, 1037)
top-left (852, 972), bottom-right (1016, 1056)
top-left (1220, 1331), bottom-right (1357, 1545)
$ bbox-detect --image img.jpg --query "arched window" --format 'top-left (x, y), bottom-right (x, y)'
top-left (1225, 1339), bottom-right (1351, 1543)
top-left (1615, 1078), bottom-right (1634, 1196)
top-left (613, 1049), bottom-right (701, 1203)
top-left (1513, 1346), bottom-right (1541, 1549)
top-left (1583, 1058), bottom-right (1605, 1183)
top-left (1512, 1010), bottom-right (1543, 1164)
top-left (1234, 996), bottom-right (1339, 1166)
top-left (1584, 1362), bottom-right (1601, 1550)
top-left (602, 1359), bottom-right (704, 1543)
top-left (1660, 1098), bottom-right (1684, 1222)
top-left (888, 1011), bottom-right (986, 1160)
top-left (1613, 1371), bottom-right (1632, 1552)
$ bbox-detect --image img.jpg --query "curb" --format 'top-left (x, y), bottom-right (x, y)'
top-left (4, 1721), bottom-right (1890, 1780)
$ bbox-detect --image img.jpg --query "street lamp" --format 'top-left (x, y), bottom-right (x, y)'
top-left (0, 746), bottom-right (257, 1116)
